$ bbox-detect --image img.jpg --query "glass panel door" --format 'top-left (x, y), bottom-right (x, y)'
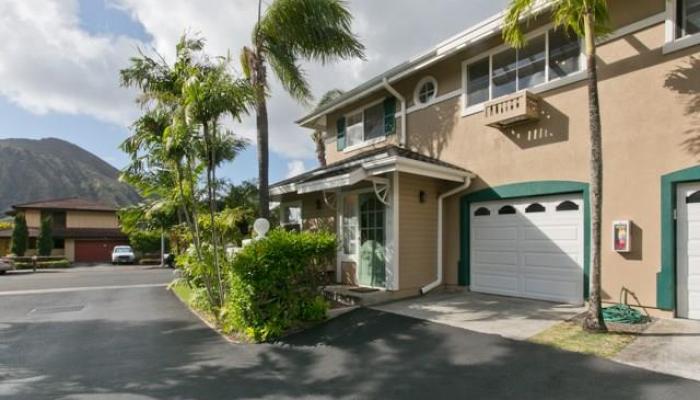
top-left (358, 193), bottom-right (386, 287)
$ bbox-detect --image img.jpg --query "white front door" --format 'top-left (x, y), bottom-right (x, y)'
top-left (677, 182), bottom-right (700, 319)
top-left (470, 194), bottom-right (584, 304)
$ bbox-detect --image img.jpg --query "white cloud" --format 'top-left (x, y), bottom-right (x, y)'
top-left (286, 160), bottom-right (307, 178)
top-left (0, 0), bottom-right (140, 125)
top-left (0, 0), bottom-right (508, 163)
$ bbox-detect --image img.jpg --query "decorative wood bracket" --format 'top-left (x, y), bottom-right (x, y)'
top-left (322, 190), bottom-right (338, 210)
top-left (368, 177), bottom-right (391, 206)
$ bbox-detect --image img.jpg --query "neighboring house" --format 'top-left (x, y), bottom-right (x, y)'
top-left (0, 198), bottom-right (128, 263)
top-left (272, 0), bottom-right (700, 319)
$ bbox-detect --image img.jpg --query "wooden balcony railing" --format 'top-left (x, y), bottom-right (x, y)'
top-left (483, 91), bottom-right (540, 128)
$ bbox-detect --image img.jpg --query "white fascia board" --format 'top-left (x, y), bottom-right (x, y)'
top-left (296, 168), bottom-right (368, 194)
top-left (363, 156), bottom-right (472, 182)
top-left (270, 183), bottom-right (297, 196)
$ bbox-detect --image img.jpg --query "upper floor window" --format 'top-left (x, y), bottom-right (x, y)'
top-left (677, 0), bottom-right (700, 38)
top-left (336, 97), bottom-right (396, 151)
top-left (665, 0), bottom-right (700, 53)
top-left (414, 76), bottom-right (438, 105)
top-left (465, 28), bottom-right (582, 109)
top-left (40, 211), bottom-right (66, 230)
top-left (280, 202), bottom-right (302, 232)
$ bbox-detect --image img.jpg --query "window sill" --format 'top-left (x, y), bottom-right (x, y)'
top-left (343, 136), bottom-right (387, 153)
top-left (663, 34), bottom-right (700, 55)
top-left (460, 70), bottom-right (588, 118)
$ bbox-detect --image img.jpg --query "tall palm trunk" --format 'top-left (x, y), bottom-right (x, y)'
top-left (254, 51), bottom-right (270, 219)
top-left (582, 8), bottom-right (607, 332)
top-left (204, 122), bottom-right (225, 307)
top-left (313, 132), bottom-right (327, 167)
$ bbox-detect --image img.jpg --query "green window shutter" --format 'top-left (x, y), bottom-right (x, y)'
top-left (336, 117), bottom-right (346, 151)
top-left (383, 97), bottom-right (397, 135)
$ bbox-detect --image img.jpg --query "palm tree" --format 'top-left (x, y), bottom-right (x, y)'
top-left (121, 36), bottom-right (253, 308)
top-left (503, 0), bottom-right (610, 331)
top-left (241, 0), bottom-right (365, 218)
top-left (311, 89), bottom-right (344, 167)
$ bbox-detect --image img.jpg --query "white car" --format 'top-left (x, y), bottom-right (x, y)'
top-left (111, 246), bottom-right (136, 264)
top-left (0, 257), bottom-right (13, 274)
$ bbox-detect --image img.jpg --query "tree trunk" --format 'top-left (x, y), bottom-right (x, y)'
top-left (315, 132), bottom-right (327, 167)
top-left (582, 9), bottom-right (607, 332)
top-left (204, 122), bottom-right (225, 307)
top-left (254, 52), bottom-right (270, 219)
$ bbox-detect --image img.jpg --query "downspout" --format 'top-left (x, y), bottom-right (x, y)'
top-left (382, 78), bottom-right (407, 147)
top-left (421, 173), bottom-right (475, 295)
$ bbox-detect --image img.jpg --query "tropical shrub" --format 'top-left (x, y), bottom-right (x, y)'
top-left (129, 230), bottom-right (166, 254)
top-left (14, 259), bottom-right (71, 269)
top-left (10, 214), bottom-right (28, 256)
top-left (177, 243), bottom-right (227, 310)
top-left (37, 217), bottom-right (53, 256)
top-left (222, 229), bottom-right (336, 341)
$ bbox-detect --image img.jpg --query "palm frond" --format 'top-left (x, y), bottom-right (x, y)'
top-left (317, 88), bottom-right (344, 109)
top-left (265, 39), bottom-right (312, 102)
top-left (504, 0), bottom-right (611, 47)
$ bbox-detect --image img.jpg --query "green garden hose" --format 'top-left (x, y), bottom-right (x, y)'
top-left (602, 304), bottom-right (649, 324)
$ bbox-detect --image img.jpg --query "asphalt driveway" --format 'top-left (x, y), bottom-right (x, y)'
top-left (1, 269), bottom-right (699, 399)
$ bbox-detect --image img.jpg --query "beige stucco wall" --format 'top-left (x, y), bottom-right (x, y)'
top-left (64, 239), bottom-right (75, 262)
top-left (294, 0), bottom-right (698, 310)
top-left (437, 20), bottom-right (699, 310)
top-left (24, 210), bottom-right (41, 228)
top-left (66, 211), bottom-right (119, 229)
top-left (0, 238), bottom-right (9, 256)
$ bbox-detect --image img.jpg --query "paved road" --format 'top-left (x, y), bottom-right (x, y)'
top-left (1, 267), bottom-right (699, 399)
top-left (0, 265), bottom-right (174, 293)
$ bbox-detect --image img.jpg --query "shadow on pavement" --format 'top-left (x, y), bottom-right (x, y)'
top-left (1, 308), bottom-right (699, 399)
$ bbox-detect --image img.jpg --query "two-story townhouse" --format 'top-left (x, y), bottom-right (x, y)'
top-left (271, 0), bottom-right (700, 319)
top-left (0, 198), bottom-right (128, 262)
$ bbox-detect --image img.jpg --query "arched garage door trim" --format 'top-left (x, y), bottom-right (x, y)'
top-left (459, 181), bottom-right (590, 298)
top-left (658, 165), bottom-right (700, 311)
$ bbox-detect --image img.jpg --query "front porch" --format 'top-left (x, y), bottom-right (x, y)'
top-left (271, 146), bottom-right (473, 294)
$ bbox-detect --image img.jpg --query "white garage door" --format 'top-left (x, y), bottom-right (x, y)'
top-left (470, 194), bottom-right (584, 304)
top-left (677, 182), bottom-right (700, 320)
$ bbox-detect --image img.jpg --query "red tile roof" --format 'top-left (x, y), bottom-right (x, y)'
top-left (11, 197), bottom-right (117, 212)
top-left (0, 228), bottom-right (125, 239)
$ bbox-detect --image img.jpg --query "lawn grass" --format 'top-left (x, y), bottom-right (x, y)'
top-left (529, 321), bottom-right (637, 358)
top-left (170, 281), bottom-right (194, 307)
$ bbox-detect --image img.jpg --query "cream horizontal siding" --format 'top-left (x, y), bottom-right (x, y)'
top-left (66, 211), bottom-right (119, 229)
top-left (398, 173), bottom-right (442, 290)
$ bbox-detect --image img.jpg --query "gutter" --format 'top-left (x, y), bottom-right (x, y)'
top-left (421, 173), bottom-right (475, 295)
top-left (382, 78), bottom-right (407, 147)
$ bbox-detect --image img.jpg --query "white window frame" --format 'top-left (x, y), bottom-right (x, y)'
top-left (342, 98), bottom-right (388, 153)
top-left (337, 192), bottom-right (362, 262)
top-left (665, 0), bottom-right (700, 54)
top-left (279, 201), bottom-right (303, 231)
top-left (461, 24), bottom-right (586, 116)
top-left (413, 76), bottom-right (439, 106)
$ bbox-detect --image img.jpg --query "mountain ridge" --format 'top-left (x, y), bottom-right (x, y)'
top-left (0, 137), bottom-right (140, 212)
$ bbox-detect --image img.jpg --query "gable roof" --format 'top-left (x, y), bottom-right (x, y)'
top-left (10, 197), bottom-right (117, 212)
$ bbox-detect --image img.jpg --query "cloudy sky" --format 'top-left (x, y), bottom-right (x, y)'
top-left (0, 0), bottom-right (507, 184)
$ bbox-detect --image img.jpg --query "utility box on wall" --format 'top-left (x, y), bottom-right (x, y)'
top-left (612, 220), bottom-right (631, 252)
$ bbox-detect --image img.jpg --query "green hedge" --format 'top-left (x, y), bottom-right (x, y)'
top-left (14, 259), bottom-right (71, 269)
top-left (222, 229), bottom-right (336, 341)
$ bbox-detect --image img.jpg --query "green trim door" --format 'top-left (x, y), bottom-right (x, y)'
top-left (658, 166), bottom-right (700, 311)
top-left (358, 193), bottom-right (386, 287)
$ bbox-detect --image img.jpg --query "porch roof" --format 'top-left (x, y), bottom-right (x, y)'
top-left (270, 146), bottom-right (472, 196)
